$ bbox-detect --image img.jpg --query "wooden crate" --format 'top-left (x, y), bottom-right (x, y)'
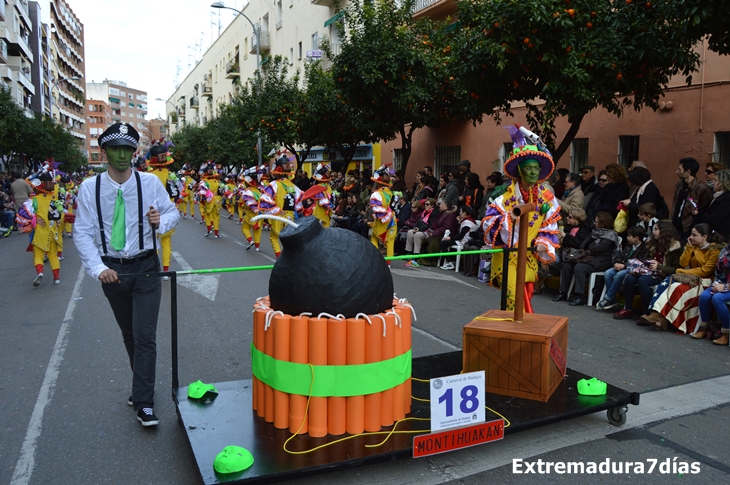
top-left (462, 310), bottom-right (568, 402)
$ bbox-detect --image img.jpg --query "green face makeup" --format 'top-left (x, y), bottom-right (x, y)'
top-left (105, 146), bottom-right (136, 171)
top-left (518, 159), bottom-right (541, 185)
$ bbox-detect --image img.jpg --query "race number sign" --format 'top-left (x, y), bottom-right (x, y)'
top-left (429, 371), bottom-right (485, 432)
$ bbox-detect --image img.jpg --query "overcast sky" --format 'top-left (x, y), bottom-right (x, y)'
top-left (43, 0), bottom-right (248, 121)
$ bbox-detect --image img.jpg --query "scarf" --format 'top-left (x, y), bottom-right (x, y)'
top-left (591, 227), bottom-right (621, 246)
top-left (635, 180), bottom-right (653, 199)
top-left (562, 186), bottom-right (575, 200)
top-left (422, 207), bottom-right (434, 224)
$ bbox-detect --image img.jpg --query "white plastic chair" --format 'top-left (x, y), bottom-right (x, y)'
top-left (437, 244), bottom-right (462, 271)
top-left (567, 236), bottom-right (622, 306)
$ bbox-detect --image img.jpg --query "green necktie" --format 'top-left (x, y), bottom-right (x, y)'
top-left (111, 189), bottom-right (126, 251)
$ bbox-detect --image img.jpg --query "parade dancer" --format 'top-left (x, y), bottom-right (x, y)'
top-left (369, 163), bottom-right (397, 263)
top-left (73, 122), bottom-right (180, 426)
top-left (239, 166), bottom-right (263, 251)
top-left (310, 163), bottom-right (335, 228)
top-left (22, 163), bottom-right (64, 286)
top-left (259, 151), bottom-right (302, 257)
top-left (482, 125), bottom-right (561, 312)
top-left (200, 162), bottom-right (223, 238)
top-left (148, 141), bottom-right (178, 279)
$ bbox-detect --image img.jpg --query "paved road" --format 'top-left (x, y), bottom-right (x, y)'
top-left (1, 213), bottom-right (728, 485)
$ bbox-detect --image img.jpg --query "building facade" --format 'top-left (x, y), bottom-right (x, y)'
top-left (85, 98), bottom-right (110, 165)
top-left (49, 0), bottom-right (86, 152)
top-left (86, 79), bottom-right (148, 164)
top-left (28, 1), bottom-right (51, 117)
top-left (0, 0), bottom-right (36, 117)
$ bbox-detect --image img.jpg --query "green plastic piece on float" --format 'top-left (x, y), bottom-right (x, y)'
top-left (251, 343), bottom-right (412, 397)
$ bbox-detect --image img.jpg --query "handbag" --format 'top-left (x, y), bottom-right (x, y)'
top-left (614, 209), bottom-right (629, 234)
top-left (562, 248), bottom-right (593, 263)
top-left (626, 258), bottom-right (656, 276)
top-left (670, 273), bottom-right (701, 287)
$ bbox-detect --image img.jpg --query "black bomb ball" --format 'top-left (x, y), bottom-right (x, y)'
top-left (269, 216), bottom-right (394, 318)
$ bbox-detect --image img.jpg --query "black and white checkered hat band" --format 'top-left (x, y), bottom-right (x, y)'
top-left (99, 132), bottom-right (138, 147)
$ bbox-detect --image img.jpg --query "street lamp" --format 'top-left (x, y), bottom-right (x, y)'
top-left (156, 97), bottom-right (179, 130)
top-left (210, 1), bottom-right (263, 167)
top-left (50, 75), bottom-right (81, 121)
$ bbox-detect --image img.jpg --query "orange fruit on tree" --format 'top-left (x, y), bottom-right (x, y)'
top-left (524, 38), bottom-right (530, 44)
top-left (616, 73), bottom-right (623, 81)
top-left (586, 22), bottom-right (593, 28)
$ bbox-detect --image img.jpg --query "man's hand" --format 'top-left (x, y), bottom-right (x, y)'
top-left (614, 263), bottom-right (625, 271)
top-left (99, 268), bottom-right (119, 284)
top-left (648, 260), bottom-right (659, 270)
top-left (146, 205), bottom-right (160, 229)
top-left (36, 217), bottom-right (45, 227)
top-left (711, 282), bottom-right (724, 294)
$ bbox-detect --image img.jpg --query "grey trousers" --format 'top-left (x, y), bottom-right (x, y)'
top-left (102, 254), bottom-right (161, 410)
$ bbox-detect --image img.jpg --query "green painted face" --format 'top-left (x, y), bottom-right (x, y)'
top-left (105, 145), bottom-right (136, 172)
top-left (518, 159), bottom-right (541, 185)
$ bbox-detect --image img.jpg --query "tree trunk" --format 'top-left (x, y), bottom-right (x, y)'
top-left (398, 125), bottom-right (414, 174)
top-left (552, 112), bottom-right (585, 164)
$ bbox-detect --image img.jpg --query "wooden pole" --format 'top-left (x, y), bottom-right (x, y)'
top-left (512, 203), bottom-right (535, 323)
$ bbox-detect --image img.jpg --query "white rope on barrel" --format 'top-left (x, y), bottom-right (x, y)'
top-left (317, 312), bottom-right (344, 320)
top-left (265, 310), bottom-right (284, 331)
top-left (355, 313), bottom-right (373, 326)
top-left (251, 214), bottom-right (299, 228)
top-left (387, 309), bottom-right (402, 328)
top-left (371, 314), bottom-right (387, 337)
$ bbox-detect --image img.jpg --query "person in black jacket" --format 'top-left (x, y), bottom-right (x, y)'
top-left (595, 164), bottom-right (630, 220)
top-left (596, 225), bottom-right (649, 310)
top-left (692, 169), bottom-right (730, 241)
top-left (621, 167), bottom-right (666, 230)
top-left (553, 211), bottom-right (620, 306)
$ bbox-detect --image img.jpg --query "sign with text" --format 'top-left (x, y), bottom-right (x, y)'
top-left (430, 371), bottom-right (485, 432)
top-left (413, 419), bottom-right (504, 458)
top-left (306, 50), bottom-right (322, 59)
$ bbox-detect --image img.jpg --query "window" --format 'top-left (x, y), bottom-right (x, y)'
top-left (89, 139), bottom-right (98, 147)
top-left (434, 146), bottom-right (461, 177)
top-left (501, 142), bottom-right (513, 166)
top-left (617, 136), bottom-right (640, 168)
top-left (312, 32), bottom-right (319, 50)
top-left (289, 48), bottom-right (294, 65)
top-left (570, 138), bottom-right (589, 172)
top-left (276, 0), bottom-right (283, 29)
top-left (392, 149), bottom-right (403, 172)
top-left (128, 102), bottom-right (134, 107)
top-left (91, 152), bottom-right (99, 161)
top-left (713, 132), bottom-right (730, 167)
top-left (120, 91), bottom-right (126, 96)
top-left (298, 41), bottom-right (302, 59)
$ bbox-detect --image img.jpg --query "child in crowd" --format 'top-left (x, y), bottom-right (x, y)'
top-left (596, 225), bottom-right (648, 310)
top-left (637, 203), bottom-right (658, 241)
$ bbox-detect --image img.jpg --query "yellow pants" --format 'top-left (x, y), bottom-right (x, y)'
top-left (371, 221), bottom-right (396, 258)
top-left (159, 232), bottom-right (172, 268)
top-left (313, 206), bottom-right (331, 228)
top-left (242, 209), bottom-right (262, 244)
top-left (491, 251), bottom-right (538, 311)
top-left (270, 211), bottom-right (294, 255)
top-left (237, 203), bottom-right (244, 221)
top-left (204, 199), bottom-right (221, 230)
top-left (34, 243), bottom-right (60, 271)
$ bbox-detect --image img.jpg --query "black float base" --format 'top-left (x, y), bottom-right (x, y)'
top-left (173, 351), bottom-right (639, 484)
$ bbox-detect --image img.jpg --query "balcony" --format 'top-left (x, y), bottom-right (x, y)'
top-left (5, 28), bottom-right (33, 60)
top-left (250, 30), bottom-right (270, 54)
top-left (16, 68), bottom-right (35, 94)
top-left (0, 0), bottom-right (5, 21)
top-left (311, 0), bottom-right (335, 6)
top-left (225, 60), bottom-right (240, 80)
top-left (177, 108), bottom-right (186, 118)
top-left (201, 82), bottom-right (212, 97)
top-left (0, 39), bottom-right (7, 63)
top-left (190, 96), bottom-right (199, 109)
top-left (411, 0), bottom-right (457, 20)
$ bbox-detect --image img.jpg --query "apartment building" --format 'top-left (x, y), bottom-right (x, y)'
top-left (49, 0), bottom-right (86, 153)
top-left (86, 80), bottom-right (149, 165)
top-left (0, 0), bottom-right (36, 117)
top-left (85, 98), bottom-right (110, 165)
top-left (27, 2), bottom-right (51, 116)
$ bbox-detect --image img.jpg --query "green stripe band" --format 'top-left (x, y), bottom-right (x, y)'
top-left (251, 343), bottom-right (412, 397)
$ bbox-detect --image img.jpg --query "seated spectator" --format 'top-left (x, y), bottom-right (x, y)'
top-left (439, 206), bottom-right (477, 270)
top-left (404, 198), bottom-right (437, 266)
top-left (621, 167), bottom-right (667, 229)
top-left (462, 173), bottom-right (484, 213)
top-left (395, 198), bottom-right (422, 255)
top-left (419, 199), bottom-right (459, 266)
top-left (413, 172), bottom-right (436, 203)
top-left (694, 238), bottom-right (730, 345)
top-left (557, 173), bottom-right (584, 221)
top-left (549, 208), bottom-right (591, 276)
top-left (596, 225), bottom-right (648, 310)
top-left (0, 191), bottom-right (15, 236)
top-left (691, 169), bottom-right (730, 241)
top-left (394, 192), bottom-right (412, 229)
top-left (614, 221), bottom-right (682, 320)
top-left (438, 171), bottom-right (460, 209)
top-left (638, 223), bottom-right (723, 332)
top-left (637, 203), bottom-right (659, 241)
top-left (553, 211), bottom-right (620, 306)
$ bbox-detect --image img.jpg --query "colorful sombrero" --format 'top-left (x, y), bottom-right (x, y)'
top-left (371, 163), bottom-right (394, 187)
top-left (503, 125), bottom-right (554, 183)
top-left (313, 162), bottom-right (331, 182)
top-left (147, 139), bottom-right (175, 167)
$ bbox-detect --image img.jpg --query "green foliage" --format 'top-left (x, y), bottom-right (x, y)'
top-left (455, 0), bottom-right (701, 160)
top-left (669, 0), bottom-right (730, 55)
top-left (0, 87), bottom-right (85, 173)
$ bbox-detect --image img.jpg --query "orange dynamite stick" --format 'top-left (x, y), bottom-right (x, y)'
top-left (273, 314), bottom-right (291, 429)
top-left (264, 314), bottom-right (276, 423)
top-left (289, 316), bottom-right (309, 434)
top-left (346, 318), bottom-right (365, 435)
top-left (364, 314), bottom-right (383, 432)
top-left (327, 317), bottom-right (347, 436)
top-left (380, 313), bottom-right (396, 427)
top-left (308, 317), bottom-right (328, 437)
top-left (392, 312), bottom-right (405, 422)
top-left (254, 307), bottom-right (267, 416)
top-left (396, 303), bottom-right (413, 415)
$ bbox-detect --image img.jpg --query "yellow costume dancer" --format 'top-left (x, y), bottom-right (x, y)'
top-left (148, 142), bottom-right (178, 278)
top-left (60, 175), bottom-right (76, 238)
top-left (482, 125), bottom-right (560, 312)
top-left (177, 164), bottom-right (196, 218)
top-left (369, 163), bottom-right (397, 263)
top-left (200, 162), bottom-right (222, 238)
top-left (239, 166), bottom-right (263, 251)
top-left (310, 163), bottom-right (335, 228)
top-left (260, 151), bottom-right (302, 257)
top-left (25, 165), bottom-right (63, 286)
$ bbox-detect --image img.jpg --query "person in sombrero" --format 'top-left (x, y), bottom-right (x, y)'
top-left (482, 125), bottom-right (561, 312)
top-left (309, 163), bottom-right (335, 228)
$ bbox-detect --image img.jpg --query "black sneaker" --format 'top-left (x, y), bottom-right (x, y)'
top-left (137, 407), bottom-right (159, 426)
top-left (33, 273), bottom-right (43, 287)
top-left (127, 395), bottom-right (133, 406)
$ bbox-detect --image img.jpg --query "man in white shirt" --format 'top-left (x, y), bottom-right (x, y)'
top-left (74, 122), bottom-right (180, 427)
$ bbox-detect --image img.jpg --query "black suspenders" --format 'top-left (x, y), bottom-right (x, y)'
top-left (96, 171), bottom-right (144, 256)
